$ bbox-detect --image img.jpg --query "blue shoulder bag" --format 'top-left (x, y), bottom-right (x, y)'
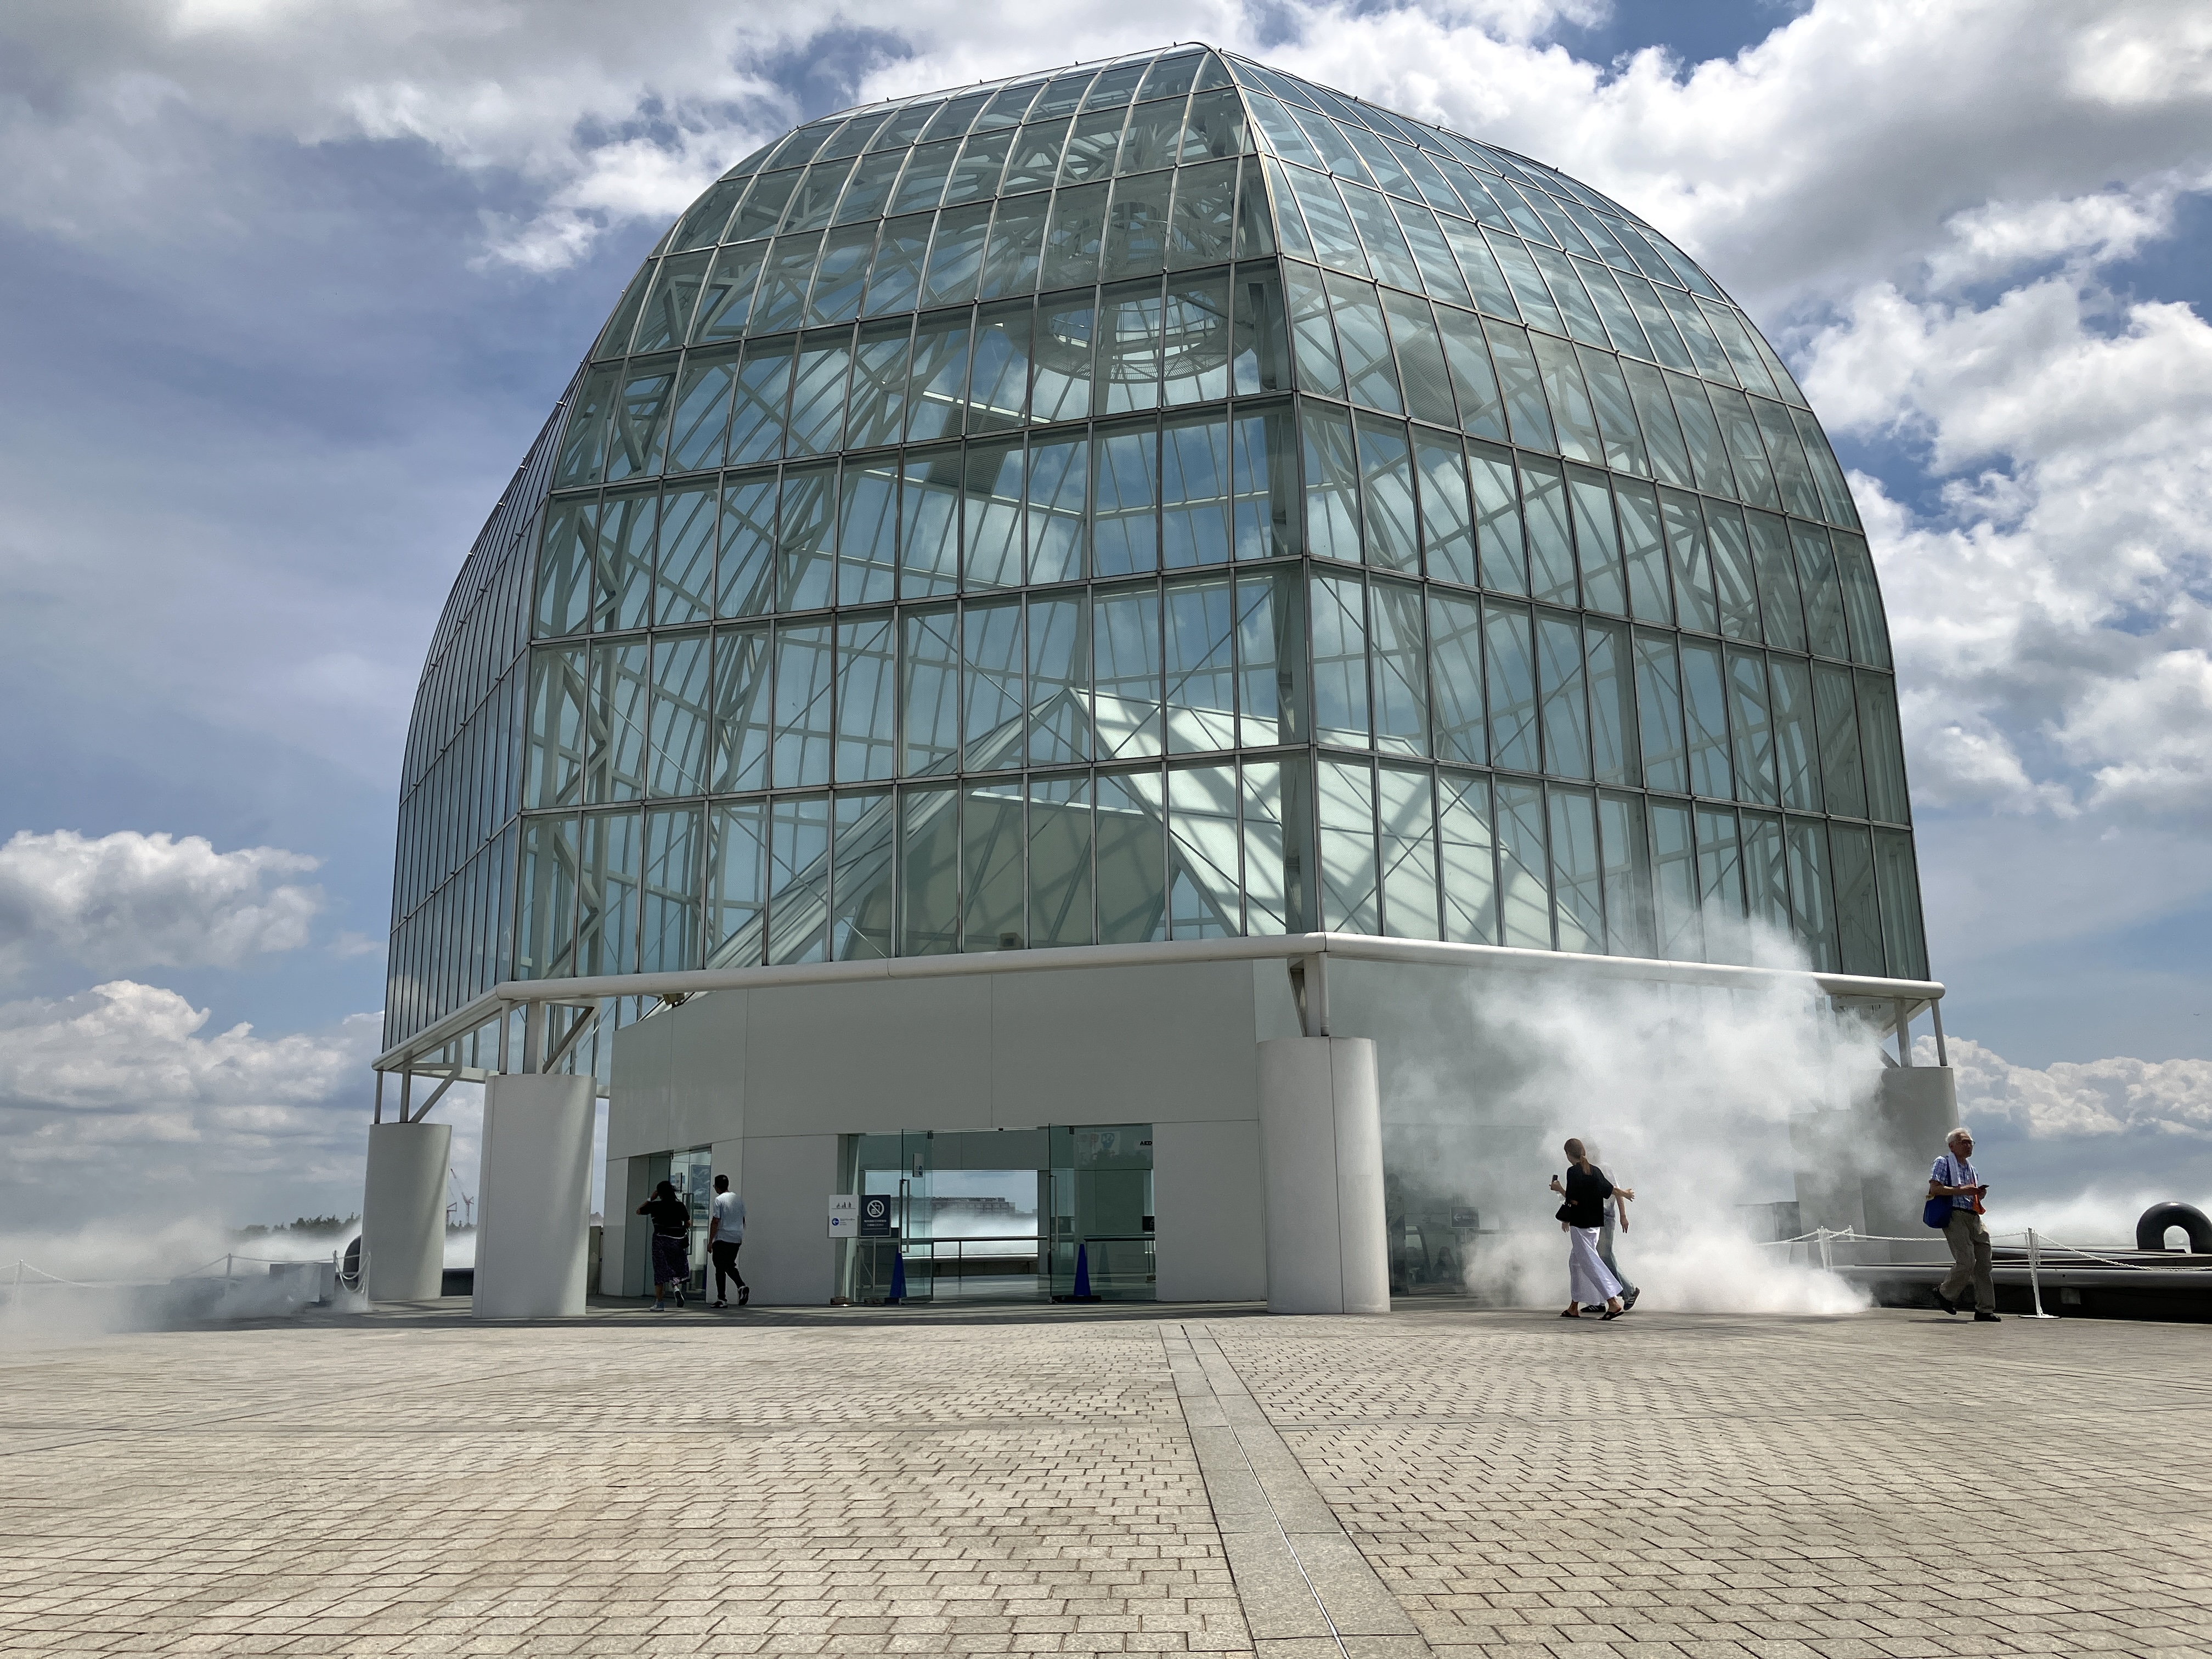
top-left (1923, 1154), bottom-right (1959, 1228)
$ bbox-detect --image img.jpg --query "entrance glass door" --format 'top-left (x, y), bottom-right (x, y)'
top-left (852, 1130), bottom-right (935, 1303)
top-left (1048, 1124), bottom-right (1155, 1300)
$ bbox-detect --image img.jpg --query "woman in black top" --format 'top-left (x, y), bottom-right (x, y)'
top-left (637, 1180), bottom-right (692, 1310)
top-left (1549, 1138), bottom-right (1630, 1320)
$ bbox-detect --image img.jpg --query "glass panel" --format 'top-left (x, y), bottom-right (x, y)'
top-left (978, 197), bottom-right (1050, 300)
top-left (1831, 533), bottom-right (1892, 667)
top-left (648, 632), bottom-right (711, 797)
top-left (963, 599), bottom-right (1025, 771)
top-left (1028, 592), bottom-right (1091, 765)
top-left (576, 809), bottom-right (641, 976)
top-left (1484, 599), bottom-right (1537, 772)
top-left (922, 204), bottom-right (991, 308)
top-left (901, 607), bottom-right (960, 777)
top-left (890, 140), bottom-right (960, 215)
top-left (1812, 661), bottom-right (1867, 819)
top-left (1327, 275), bottom-right (1402, 413)
top-left (1680, 638), bottom-right (1732, 798)
top-left (1586, 617), bottom-right (1636, 786)
top-left (1284, 262), bottom-right (1345, 396)
top-left (590, 265), bottom-right (653, 362)
top-left (1440, 217), bottom-right (1519, 317)
top-left (1382, 290), bottom-right (1457, 429)
top-left (1579, 347), bottom-right (1650, 477)
top-left (641, 805), bottom-right (703, 972)
top-left (1486, 233), bottom-right (1564, 334)
top-left (1874, 828), bottom-right (1927, 979)
top-left (751, 234), bottom-right (822, 334)
top-left (1855, 671), bottom-right (1910, 825)
top-left (1529, 332), bottom-right (1600, 465)
top-left (1428, 592), bottom-right (1485, 765)
top-left (1161, 273), bottom-right (1232, 406)
top-left (1096, 280), bottom-right (1164, 414)
top-left (1747, 510), bottom-right (1806, 651)
top-left (966, 302), bottom-right (1034, 434)
top-left (766, 794), bottom-right (830, 965)
top-left (1167, 765), bottom-right (1241, 938)
top-left (962, 783), bottom-right (1028, 949)
top-left (664, 350), bottom-right (739, 477)
top-left (524, 645), bottom-right (587, 808)
top-left (1753, 398), bottom-right (1821, 519)
top-left (1599, 790), bottom-right (1653, 956)
top-left (1792, 523), bottom-right (1850, 659)
top-left (606, 365), bottom-right (674, 483)
top-left (1530, 244), bottom-right (1608, 345)
top-left (1103, 169), bottom-right (1175, 280)
top-left (727, 338), bottom-right (793, 465)
top-left (785, 156), bottom-right (859, 232)
top-left (900, 784), bottom-right (961, 955)
top-left (1663, 371), bottom-right (1735, 498)
top-left (1831, 821), bottom-right (1882, 976)
top-left (1496, 779), bottom-right (1550, 948)
top-left (1708, 385), bottom-right (1780, 508)
top-left (1416, 435), bottom-right (1476, 585)
top-left (1469, 439), bottom-right (1524, 593)
top-left (1393, 200), bottom-right (1471, 308)
top-left (535, 499), bottom-right (595, 638)
top-left (843, 318), bottom-right (911, 450)
top-left (838, 459), bottom-right (899, 606)
top-left (1547, 786), bottom-right (1602, 952)
top-left (1785, 815), bottom-right (1837, 972)
top-left (905, 312), bottom-right (973, 443)
top-left (1290, 170), bottom-right (1371, 276)
top-left (1661, 487), bottom-right (1718, 634)
top-left (862, 215), bottom-right (934, 317)
top-left (1310, 573), bottom-right (1369, 748)
top-left (1340, 180), bottom-right (1424, 291)
top-left (1726, 646), bottom-right (1779, 806)
top-left (1649, 798), bottom-right (1700, 962)
top-left (1029, 775), bottom-right (1094, 946)
top-left (1567, 465), bottom-right (1625, 614)
top-left (1769, 656), bottom-right (1821, 813)
top-left (1094, 585), bottom-right (1164, 758)
top-left (1611, 478), bottom-right (1668, 624)
top-left (1167, 157), bottom-right (1238, 268)
top-left (1575, 258), bottom-right (1651, 358)
top-left (1096, 769), bottom-right (1166, 943)
top-left (672, 176), bottom-right (748, 251)
top-left (1026, 434), bottom-right (1087, 583)
top-left (731, 169), bottom-right (803, 242)
top-left (1521, 455), bottom-right (1575, 608)
top-left (1705, 501), bottom-right (1762, 641)
top-left (831, 791), bottom-right (895, 961)
top-left (1236, 566), bottom-right (1305, 747)
top-left (1371, 580), bottom-right (1428, 758)
top-left (1229, 264), bottom-right (1289, 397)
top-left (1240, 757), bottom-right (1310, 935)
top-left (1482, 319), bottom-right (1554, 450)
top-left (1701, 300), bottom-right (1781, 397)
top-left (835, 149), bottom-right (907, 225)
top-left (1161, 411), bottom-right (1233, 569)
top-left (806, 225), bottom-right (876, 325)
top-left (1092, 418), bottom-right (1160, 575)
top-left (1375, 766), bottom-right (1438, 940)
top-left (706, 799), bottom-right (765, 967)
top-left (772, 623), bottom-right (833, 788)
top-left (633, 251), bottom-right (711, 354)
top-left (1536, 611), bottom-right (1589, 780)
top-left (711, 623), bottom-right (770, 792)
top-left (1793, 407), bottom-right (1860, 529)
top-left (1004, 118), bottom-right (1073, 196)
top-left (895, 446), bottom-right (962, 599)
top-left (1040, 180), bottom-right (1110, 288)
top-left (835, 613), bottom-right (896, 783)
top-left (1742, 809), bottom-right (1790, 942)
top-left (1032, 70), bottom-right (1099, 121)
top-left (596, 489), bottom-right (654, 631)
top-left (1317, 759), bottom-right (1379, 933)
top-left (1620, 359), bottom-right (1692, 489)
top-left (1437, 771), bottom-right (1498, 944)
top-left (1696, 803), bottom-right (1746, 962)
top-left (1435, 307), bottom-right (1507, 443)
top-left (1234, 156), bottom-right (1278, 261)
top-left (1301, 400), bottom-right (1361, 562)
top-left (961, 441), bottom-right (1025, 591)
top-left (776, 464), bottom-right (836, 611)
top-left (1355, 415), bottom-right (1418, 573)
top-left (946, 129), bottom-right (1017, 206)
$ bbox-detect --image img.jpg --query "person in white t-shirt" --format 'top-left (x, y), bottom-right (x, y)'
top-left (707, 1174), bottom-right (747, 1308)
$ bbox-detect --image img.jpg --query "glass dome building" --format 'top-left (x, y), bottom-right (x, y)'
top-left (370, 46), bottom-right (1941, 1314)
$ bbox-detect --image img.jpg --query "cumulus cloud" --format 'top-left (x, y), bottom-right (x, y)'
top-left (0, 830), bottom-right (325, 981)
top-left (0, 979), bottom-right (382, 1231)
top-left (1942, 1033), bottom-right (2212, 1142)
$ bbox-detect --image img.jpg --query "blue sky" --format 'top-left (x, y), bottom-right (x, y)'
top-left (1, 0), bottom-right (2207, 1239)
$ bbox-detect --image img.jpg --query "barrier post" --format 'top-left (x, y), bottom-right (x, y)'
top-left (2027, 1228), bottom-right (2057, 1319)
top-left (1816, 1227), bottom-right (1833, 1273)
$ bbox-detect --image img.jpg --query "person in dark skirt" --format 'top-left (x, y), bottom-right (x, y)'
top-left (1549, 1138), bottom-right (1632, 1320)
top-left (637, 1180), bottom-right (691, 1311)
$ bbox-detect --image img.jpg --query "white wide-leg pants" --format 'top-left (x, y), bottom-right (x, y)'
top-left (1568, 1226), bottom-right (1623, 1306)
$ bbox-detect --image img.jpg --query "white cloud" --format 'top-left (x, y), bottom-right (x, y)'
top-left (1942, 1033), bottom-right (2212, 1143)
top-left (0, 830), bottom-right (325, 981)
top-left (0, 979), bottom-right (381, 1230)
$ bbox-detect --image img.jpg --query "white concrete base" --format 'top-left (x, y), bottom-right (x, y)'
top-left (1256, 1037), bottom-right (1389, 1314)
top-left (473, 1074), bottom-right (596, 1319)
top-left (361, 1120), bottom-right (451, 1301)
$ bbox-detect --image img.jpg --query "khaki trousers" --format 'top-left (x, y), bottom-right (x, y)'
top-left (1940, 1209), bottom-right (1994, 1312)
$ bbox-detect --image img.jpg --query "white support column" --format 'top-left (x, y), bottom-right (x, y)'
top-left (1862, 1065), bottom-right (1959, 1265)
top-left (473, 1073), bottom-right (596, 1319)
top-left (1256, 1036), bottom-right (1390, 1314)
top-left (361, 1120), bottom-right (452, 1301)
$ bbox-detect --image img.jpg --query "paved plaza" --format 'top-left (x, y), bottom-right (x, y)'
top-left (2, 1300), bottom-right (2208, 1658)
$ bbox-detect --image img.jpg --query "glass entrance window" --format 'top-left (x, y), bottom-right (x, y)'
top-left (1048, 1122), bottom-right (1155, 1299)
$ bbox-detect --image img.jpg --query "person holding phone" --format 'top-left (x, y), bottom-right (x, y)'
top-left (637, 1180), bottom-right (691, 1311)
top-left (1929, 1127), bottom-right (1998, 1321)
top-left (1549, 1138), bottom-right (1631, 1321)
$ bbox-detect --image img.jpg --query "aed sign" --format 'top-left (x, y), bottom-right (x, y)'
top-left (826, 1194), bottom-right (859, 1238)
top-left (859, 1193), bottom-right (893, 1238)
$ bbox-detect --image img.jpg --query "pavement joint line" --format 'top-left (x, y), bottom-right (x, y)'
top-left (1165, 1321), bottom-right (1432, 1659)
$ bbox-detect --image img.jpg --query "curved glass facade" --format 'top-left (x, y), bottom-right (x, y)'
top-left (384, 44), bottom-right (1925, 1055)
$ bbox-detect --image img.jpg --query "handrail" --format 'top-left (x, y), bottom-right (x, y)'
top-left (376, 929), bottom-right (1944, 1074)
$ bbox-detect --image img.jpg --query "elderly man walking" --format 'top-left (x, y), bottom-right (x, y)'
top-left (1930, 1127), bottom-right (1999, 1322)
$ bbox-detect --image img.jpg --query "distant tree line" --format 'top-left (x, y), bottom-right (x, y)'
top-left (236, 1215), bottom-right (359, 1238)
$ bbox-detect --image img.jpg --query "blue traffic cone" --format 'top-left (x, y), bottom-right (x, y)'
top-left (1072, 1242), bottom-right (1092, 1300)
top-left (888, 1250), bottom-right (906, 1304)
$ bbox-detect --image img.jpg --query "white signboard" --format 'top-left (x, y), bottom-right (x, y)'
top-left (826, 1194), bottom-right (859, 1238)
